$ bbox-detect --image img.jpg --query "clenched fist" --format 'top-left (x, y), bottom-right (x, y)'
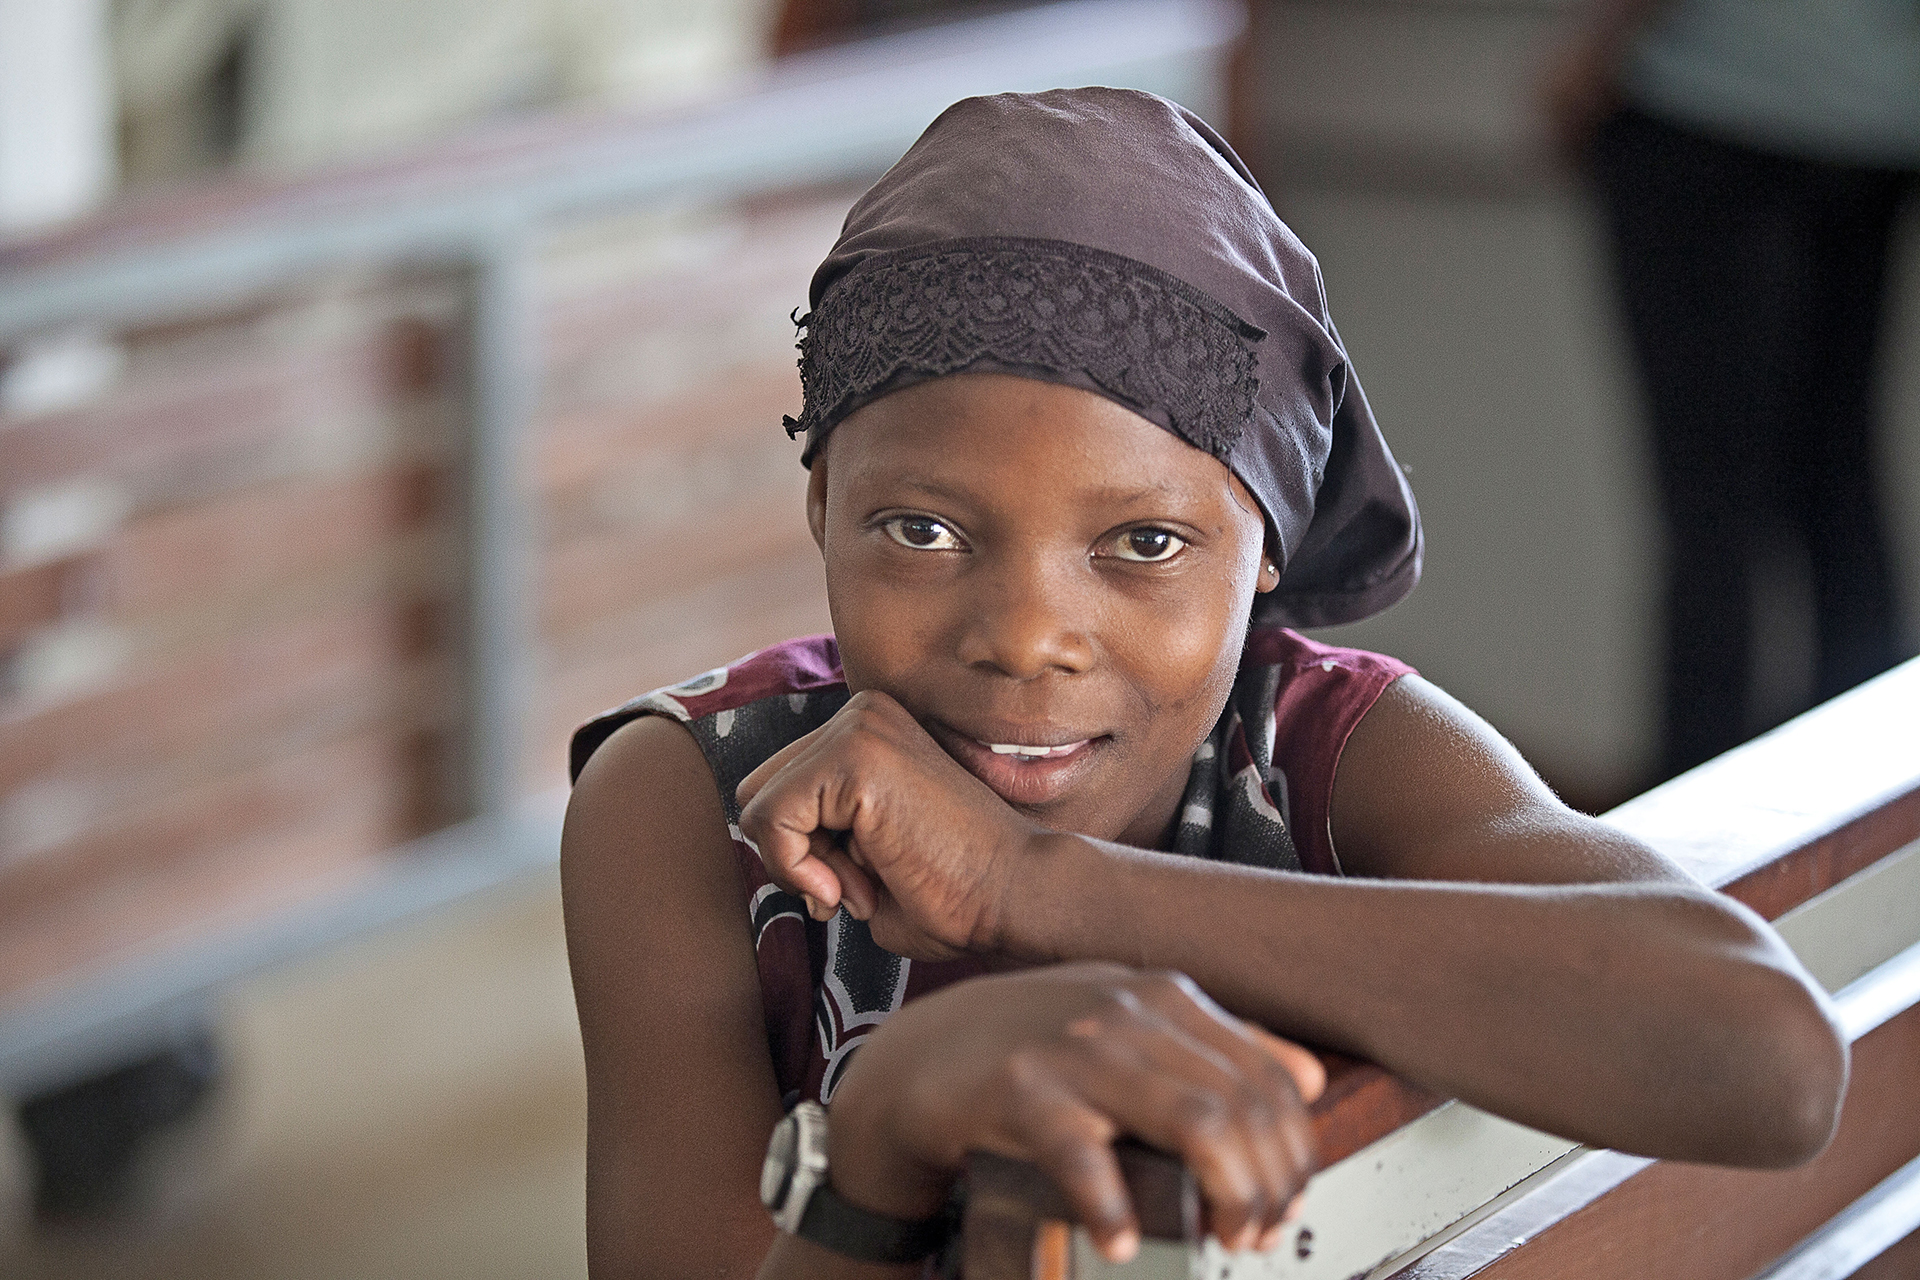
top-left (737, 689), bottom-right (1046, 960)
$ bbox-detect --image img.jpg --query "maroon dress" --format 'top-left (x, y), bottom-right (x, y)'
top-left (571, 628), bottom-right (1412, 1109)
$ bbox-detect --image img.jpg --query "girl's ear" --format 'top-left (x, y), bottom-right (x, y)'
top-left (1256, 550), bottom-right (1281, 595)
top-left (1225, 471), bottom-right (1280, 596)
top-left (806, 455), bottom-right (829, 552)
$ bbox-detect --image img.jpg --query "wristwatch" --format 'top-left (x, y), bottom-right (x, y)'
top-left (760, 1101), bottom-right (952, 1264)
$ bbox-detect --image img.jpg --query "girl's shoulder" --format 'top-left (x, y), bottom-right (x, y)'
top-left (570, 635), bottom-right (848, 786)
top-left (1248, 627), bottom-right (1415, 709)
top-left (1246, 626), bottom-right (1413, 681)
top-left (1247, 627), bottom-right (1416, 874)
top-left (569, 637), bottom-right (854, 1108)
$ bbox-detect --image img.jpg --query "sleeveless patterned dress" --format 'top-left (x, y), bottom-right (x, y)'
top-left (570, 629), bottom-right (1412, 1109)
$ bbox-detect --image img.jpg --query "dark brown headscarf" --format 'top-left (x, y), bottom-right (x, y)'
top-left (787, 87), bottom-right (1421, 628)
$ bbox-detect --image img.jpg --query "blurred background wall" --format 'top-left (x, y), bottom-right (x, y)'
top-left (0, 2), bottom-right (1220, 1274)
top-left (0, 0), bottom-right (1914, 1276)
top-left (1244, 1), bottom-right (1920, 810)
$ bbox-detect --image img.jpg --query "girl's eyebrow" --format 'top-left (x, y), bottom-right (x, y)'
top-left (884, 477), bottom-right (981, 507)
top-left (883, 476), bottom-right (1199, 509)
top-left (1079, 481), bottom-right (1195, 507)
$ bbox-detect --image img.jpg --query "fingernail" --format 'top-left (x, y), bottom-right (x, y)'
top-left (1104, 1228), bottom-right (1139, 1263)
top-left (802, 895), bottom-right (824, 920)
top-left (1257, 1223), bottom-right (1285, 1252)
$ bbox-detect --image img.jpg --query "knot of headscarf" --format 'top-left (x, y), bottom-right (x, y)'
top-left (791, 87), bottom-right (1422, 629)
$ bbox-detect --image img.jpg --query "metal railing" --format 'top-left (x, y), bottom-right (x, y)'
top-left (0, 0), bottom-right (1242, 1096)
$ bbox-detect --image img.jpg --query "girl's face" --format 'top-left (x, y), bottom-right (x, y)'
top-left (809, 372), bottom-right (1274, 849)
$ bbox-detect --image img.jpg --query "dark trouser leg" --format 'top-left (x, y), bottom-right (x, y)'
top-left (1785, 168), bottom-right (1912, 701)
top-left (1589, 110), bottom-right (1794, 777)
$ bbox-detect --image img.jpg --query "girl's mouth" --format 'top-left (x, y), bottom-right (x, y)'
top-left (986, 741), bottom-right (1089, 759)
top-left (940, 730), bottom-right (1105, 807)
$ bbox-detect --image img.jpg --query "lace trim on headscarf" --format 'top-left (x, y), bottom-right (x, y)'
top-left (783, 237), bottom-right (1267, 462)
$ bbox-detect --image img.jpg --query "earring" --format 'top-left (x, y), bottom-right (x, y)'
top-left (1261, 559), bottom-right (1278, 582)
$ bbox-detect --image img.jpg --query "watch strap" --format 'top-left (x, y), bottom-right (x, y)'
top-left (796, 1180), bottom-right (951, 1264)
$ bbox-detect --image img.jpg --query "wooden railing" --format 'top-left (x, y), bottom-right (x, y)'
top-left (962, 657), bottom-right (1920, 1279)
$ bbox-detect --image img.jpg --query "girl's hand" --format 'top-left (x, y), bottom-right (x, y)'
top-left (825, 964), bottom-right (1326, 1262)
top-left (736, 690), bottom-right (1040, 960)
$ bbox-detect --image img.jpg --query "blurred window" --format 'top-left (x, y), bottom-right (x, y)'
top-left (772, 0), bottom-right (1052, 54)
top-left (112, 0), bottom-right (783, 184)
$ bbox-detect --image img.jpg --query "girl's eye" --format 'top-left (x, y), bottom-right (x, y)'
top-left (883, 516), bottom-right (965, 551)
top-left (1109, 528), bottom-right (1186, 563)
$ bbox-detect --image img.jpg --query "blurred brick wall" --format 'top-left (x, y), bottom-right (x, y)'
top-left (531, 194), bottom-right (844, 785)
top-left (0, 187), bottom-right (848, 1000)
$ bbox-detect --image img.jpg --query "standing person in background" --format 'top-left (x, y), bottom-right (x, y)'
top-left (1541, 0), bottom-right (1919, 780)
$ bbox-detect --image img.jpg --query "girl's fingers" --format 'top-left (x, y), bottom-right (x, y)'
top-left (741, 819), bottom-right (841, 916)
top-left (1095, 977), bottom-right (1317, 1246)
top-left (738, 745), bottom-right (859, 913)
top-left (837, 966), bottom-right (1318, 1264)
top-left (741, 800), bottom-right (873, 925)
top-left (1057, 1010), bottom-right (1293, 1251)
top-left (1248, 1026), bottom-right (1326, 1104)
top-left (1001, 1084), bottom-right (1141, 1263)
top-left (817, 844), bottom-right (878, 920)
top-left (736, 779), bottom-right (844, 918)
top-left (1131, 975), bottom-right (1323, 1126)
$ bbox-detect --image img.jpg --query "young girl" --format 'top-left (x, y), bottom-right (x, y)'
top-left (561, 88), bottom-right (1845, 1279)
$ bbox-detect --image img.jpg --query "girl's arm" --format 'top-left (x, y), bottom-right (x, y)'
top-left (564, 716), bottom-right (1324, 1278)
top-left (739, 679), bottom-right (1847, 1170)
top-left (1002, 676), bottom-right (1847, 1167)
top-left (562, 715), bottom-right (787, 1277)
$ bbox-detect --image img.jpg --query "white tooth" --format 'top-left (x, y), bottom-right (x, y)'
top-left (989, 743), bottom-right (1051, 756)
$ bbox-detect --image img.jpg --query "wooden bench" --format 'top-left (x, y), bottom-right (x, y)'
top-left (963, 656), bottom-right (1920, 1279)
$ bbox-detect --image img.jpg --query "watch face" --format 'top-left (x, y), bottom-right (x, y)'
top-left (760, 1112), bottom-right (798, 1211)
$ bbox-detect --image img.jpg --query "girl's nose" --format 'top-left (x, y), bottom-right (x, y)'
top-left (954, 556), bottom-right (1096, 680)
